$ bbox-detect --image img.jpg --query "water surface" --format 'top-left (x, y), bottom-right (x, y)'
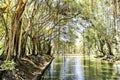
top-left (41, 55), bottom-right (120, 80)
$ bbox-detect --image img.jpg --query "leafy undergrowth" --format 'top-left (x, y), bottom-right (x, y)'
top-left (0, 54), bottom-right (53, 80)
top-left (0, 60), bottom-right (16, 70)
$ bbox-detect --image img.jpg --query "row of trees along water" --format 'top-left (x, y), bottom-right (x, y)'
top-left (0, 0), bottom-right (80, 61)
top-left (80, 0), bottom-right (120, 57)
top-left (0, 0), bottom-right (120, 72)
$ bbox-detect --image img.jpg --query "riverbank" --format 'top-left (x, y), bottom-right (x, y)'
top-left (93, 55), bottom-right (120, 64)
top-left (0, 54), bottom-right (54, 80)
top-left (58, 54), bottom-right (120, 64)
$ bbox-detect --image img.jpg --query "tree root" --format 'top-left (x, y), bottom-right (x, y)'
top-left (21, 58), bottom-right (42, 70)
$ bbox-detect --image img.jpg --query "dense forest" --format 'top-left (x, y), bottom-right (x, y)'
top-left (0, 0), bottom-right (120, 80)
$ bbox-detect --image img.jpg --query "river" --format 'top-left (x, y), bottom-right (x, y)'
top-left (41, 55), bottom-right (120, 80)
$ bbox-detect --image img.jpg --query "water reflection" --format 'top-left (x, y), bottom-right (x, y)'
top-left (41, 56), bottom-right (120, 80)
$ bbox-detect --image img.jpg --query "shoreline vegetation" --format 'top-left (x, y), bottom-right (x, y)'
top-left (0, 54), bottom-right (54, 80)
top-left (94, 55), bottom-right (120, 64)
top-left (57, 54), bottom-right (120, 63)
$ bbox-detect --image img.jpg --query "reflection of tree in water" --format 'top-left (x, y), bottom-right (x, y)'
top-left (114, 64), bottom-right (120, 74)
top-left (101, 61), bottom-right (116, 80)
top-left (42, 56), bottom-right (120, 80)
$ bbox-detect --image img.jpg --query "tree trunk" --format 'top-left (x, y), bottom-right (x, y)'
top-left (6, 0), bottom-right (27, 60)
top-left (106, 41), bottom-right (114, 56)
top-left (47, 44), bottom-right (52, 55)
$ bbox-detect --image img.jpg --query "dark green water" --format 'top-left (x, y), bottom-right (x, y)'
top-left (41, 55), bottom-right (120, 80)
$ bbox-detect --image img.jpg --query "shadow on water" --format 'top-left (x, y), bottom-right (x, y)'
top-left (41, 55), bottom-right (120, 80)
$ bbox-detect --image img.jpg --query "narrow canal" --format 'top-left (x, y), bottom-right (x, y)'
top-left (41, 55), bottom-right (120, 80)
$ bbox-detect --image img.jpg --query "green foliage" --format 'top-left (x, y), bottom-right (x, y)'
top-left (0, 60), bottom-right (16, 70)
top-left (0, 0), bottom-right (119, 57)
top-left (79, 0), bottom-right (120, 56)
